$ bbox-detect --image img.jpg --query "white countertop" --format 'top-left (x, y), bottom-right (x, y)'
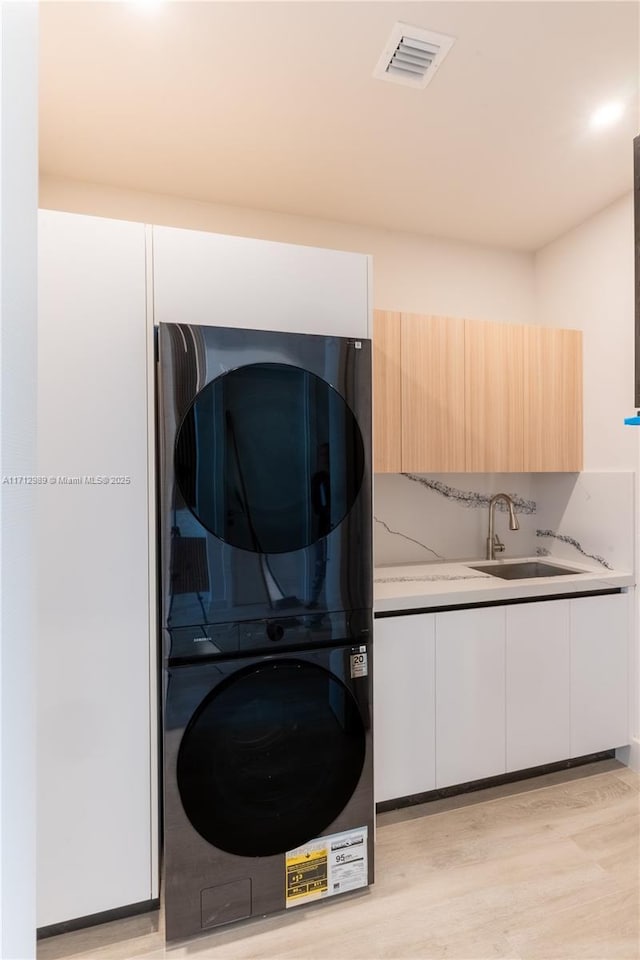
top-left (374, 556), bottom-right (634, 614)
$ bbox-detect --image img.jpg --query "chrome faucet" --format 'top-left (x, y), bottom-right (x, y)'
top-left (486, 493), bottom-right (520, 560)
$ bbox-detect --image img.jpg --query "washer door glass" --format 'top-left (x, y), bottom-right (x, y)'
top-left (174, 363), bottom-right (365, 554)
top-left (176, 660), bottom-right (366, 857)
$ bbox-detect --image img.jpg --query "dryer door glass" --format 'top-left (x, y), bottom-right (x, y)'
top-left (176, 659), bottom-right (366, 857)
top-left (174, 363), bottom-right (365, 554)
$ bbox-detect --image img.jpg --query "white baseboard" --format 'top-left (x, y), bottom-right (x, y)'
top-left (616, 739), bottom-right (640, 772)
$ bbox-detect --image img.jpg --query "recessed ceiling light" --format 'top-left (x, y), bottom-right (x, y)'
top-left (590, 101), bottom-right (625, 131)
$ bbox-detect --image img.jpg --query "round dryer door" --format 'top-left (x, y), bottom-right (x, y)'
top-left (174, 362), bottom-right (365, 554)
top-left (176, 659), bottom-right (366, 857)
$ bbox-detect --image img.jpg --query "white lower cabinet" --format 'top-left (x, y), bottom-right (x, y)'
top-left (374, 591), bottom-right (630, 805)
top-left (435, 607), bottom-right (506, 788)
top-left (373, 614), bottom-right (435, 803)
top-left (570, 593), bottom-right (629, 756)
top-left (506, 601), bottom-right (571, 771)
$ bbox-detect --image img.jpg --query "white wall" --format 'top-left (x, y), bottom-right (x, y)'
top-left (39, 175), bottom-right (536, 326)
top-left (0, 3), bottom-right (38, 958)
top-left (535, 193), bottom-right (635, 471)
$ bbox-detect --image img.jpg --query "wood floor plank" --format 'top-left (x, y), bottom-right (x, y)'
top-left (37, 767), bottom-right (639, 960)
top-left (564, 797), bottom-right (640, 886)
top-left (506, 887), bottom-right (640, 960)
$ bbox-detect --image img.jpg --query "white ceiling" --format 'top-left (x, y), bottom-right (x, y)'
top-left (39, 1), bottom-right (640, 251)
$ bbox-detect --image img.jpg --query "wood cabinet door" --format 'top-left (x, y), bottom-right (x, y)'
top-left (570, 593), bottom-right (629, 756)
top-left (523, 326), bottom-right (583, 471)
top-left (372, 310), bottom-right (402, 473)
top-left (401, 313), bottom-right (465, 472)
top-left (372, 310), bottom-right (583, 475)
top-left (374, 614), bottom-right (436, 803)
top-left (505, 601), bottom-right (571, 771)
top-left (465, 319), bottom-right (524, 472)
top-left (435, 607), bottom-right (506, 788)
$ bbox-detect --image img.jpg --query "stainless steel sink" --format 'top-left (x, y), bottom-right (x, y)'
top-left (469, 561), bottom-right (584, 580)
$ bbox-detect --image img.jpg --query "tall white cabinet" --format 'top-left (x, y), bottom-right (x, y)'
top-left (36, 214), bottom-right (372, 928)
top-left (37, 211), bottom-right (154, 927)
top-left (152, 225), bottom-right (371, 337)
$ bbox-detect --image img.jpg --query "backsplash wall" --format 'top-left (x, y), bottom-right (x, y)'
top-left (374, 471), bottom-right (635, 573)
top-left (533, 472), bottom-right (635, 572)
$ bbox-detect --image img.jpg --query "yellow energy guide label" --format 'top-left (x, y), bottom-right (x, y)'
top-left (285, 826), bottom-right (368, 908)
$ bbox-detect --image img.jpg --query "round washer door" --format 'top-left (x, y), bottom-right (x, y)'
top-left (174, 362), bottom-right (365, 554)
top-left (176, 659), bottom-right (366, 857)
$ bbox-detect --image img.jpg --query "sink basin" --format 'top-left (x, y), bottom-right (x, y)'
top-left (469, 561), bottom-right (585, 580)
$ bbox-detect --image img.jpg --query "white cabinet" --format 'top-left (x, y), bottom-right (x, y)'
top-left (152, 225), bottom-right (371, 338)
top-left (374, 591), bottom-right (631, 805)
top-left (36, 213), bottom-right (373, 927)
top-left (435, 607), bottom-right (506, 788)
top-left (506, 601), bottom-right (571, 771)
top-left (373, 614), bottom-right (435, 803)
top-left (570, 593), bottom-right (629, 756)
top-left (37, 211), bottom-right (153, 927)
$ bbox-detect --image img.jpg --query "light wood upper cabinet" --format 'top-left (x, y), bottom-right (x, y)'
top-left (372, 310), bottom-right (402, 473)
top-left (401, 313), bottom-right (466, 472)
top-left (372, 310), bottom-right (582, 473)
top-left (465, 319), bottom-right (525, 472)
top-left (523, 326), bottom-right (583, 472)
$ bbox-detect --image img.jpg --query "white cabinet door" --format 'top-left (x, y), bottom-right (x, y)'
top-left (506, 601), bottom-right (571, 771)
top-left (374, 614), bottom-right (435, 803)
top-left (37, 211), bottom-right (152, 927)
top-left (152, 225), bottom-right (371, 338)
top-left (435, 607), bottom-right (506, 788)
top-left (570, 593), bottom-right (630, 756)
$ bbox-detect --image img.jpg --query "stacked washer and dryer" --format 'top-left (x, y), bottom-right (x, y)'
top-left (156, 317), bottom-right (373, 941)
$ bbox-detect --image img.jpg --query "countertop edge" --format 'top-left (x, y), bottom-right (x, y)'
top-left (373, 560), bottom-right (634, 615)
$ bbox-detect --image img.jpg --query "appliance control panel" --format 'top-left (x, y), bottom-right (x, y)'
top-left (166, 609), bottom-right (371, 663)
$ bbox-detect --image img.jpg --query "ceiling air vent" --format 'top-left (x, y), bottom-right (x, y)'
top-left (373, 22), bottom-right (455, 89)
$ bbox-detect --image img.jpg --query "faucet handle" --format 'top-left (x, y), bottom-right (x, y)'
top-left (493, 534), bottom-right (505, 554)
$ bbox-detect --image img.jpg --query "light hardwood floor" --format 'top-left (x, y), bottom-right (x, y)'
top-left (38, 760), bottom-right (639, 960)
